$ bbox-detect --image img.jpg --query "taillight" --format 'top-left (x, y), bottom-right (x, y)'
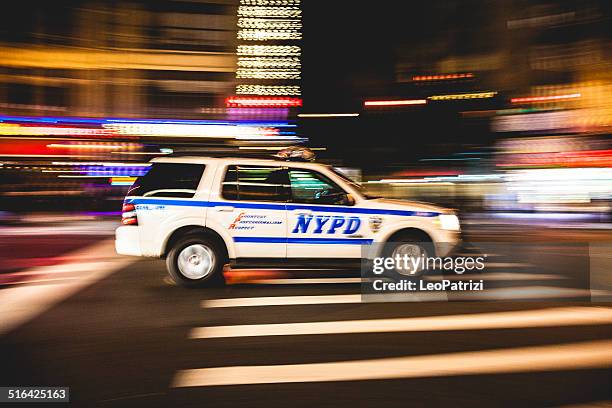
top-left (121, 203), bottom-right (138, 225)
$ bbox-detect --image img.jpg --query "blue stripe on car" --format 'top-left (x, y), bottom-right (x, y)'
top-left (126, 197), bottom-right (440, 217)
top-left (234, 237), bottom-right (373, 245)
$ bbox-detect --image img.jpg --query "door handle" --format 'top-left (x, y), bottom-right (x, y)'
top-left (348, 234), bottom-right (363, 238)
top-left (215, 206), bottom-right (235, 212)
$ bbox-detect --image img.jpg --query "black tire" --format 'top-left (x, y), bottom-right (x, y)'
top-left (382, 234), bottom-right (435, 277)
top-left (166, 234), bottom-right (226, 288)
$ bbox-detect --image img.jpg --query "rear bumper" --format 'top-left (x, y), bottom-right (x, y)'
top-left (115, 226), bottom-right (142, 256)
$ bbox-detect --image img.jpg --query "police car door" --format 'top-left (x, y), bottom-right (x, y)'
top-left (287, 168), bottom-right (366, 259)
top-left (215, 164), bottom-right (289, 258)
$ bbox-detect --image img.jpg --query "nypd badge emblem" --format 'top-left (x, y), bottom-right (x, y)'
top-left (369, 216), bottom-right (383, 233)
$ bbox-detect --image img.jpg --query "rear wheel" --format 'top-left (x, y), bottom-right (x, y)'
top-left (166, 235), bottom-right (225, 288)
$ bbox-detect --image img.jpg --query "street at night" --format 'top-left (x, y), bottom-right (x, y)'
top-left (1, 220), bottom-right (611, 406)
top-left (2, 0), bottom-right (612, 406)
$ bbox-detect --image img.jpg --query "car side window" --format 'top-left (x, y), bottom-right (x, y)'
top-left (288, 169), bottom-right (351, 206)
top-left (222, 165), bottom-right (289, 202)
top-left (127, 163), bottom-right (205, 198)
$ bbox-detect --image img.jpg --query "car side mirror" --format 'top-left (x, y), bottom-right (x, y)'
top-left (346, 194), bottom-right (356, 206)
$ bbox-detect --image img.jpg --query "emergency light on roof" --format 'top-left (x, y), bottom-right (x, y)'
top-left (274, 146), bottom-right (315, 162)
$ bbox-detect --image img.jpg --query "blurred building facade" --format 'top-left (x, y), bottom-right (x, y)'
top-left (381, 0), bottom-right (612, 215)
top-left (0, 0), bottom-right (238, 120)
top-left (1, 0), bottom-right (304, 214)
top-left (228, 0), bottom-right (303, 121)
top-left (392, 0), bottom-right (611, 131)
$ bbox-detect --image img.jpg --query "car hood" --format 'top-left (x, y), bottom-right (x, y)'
top-left (359, 198), bottom-right (451, 214)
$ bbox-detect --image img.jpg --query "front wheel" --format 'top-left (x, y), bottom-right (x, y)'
top-left (166, 235), bottom-right (225, 288)
top-left (383, 237), bottom-right (434, 277)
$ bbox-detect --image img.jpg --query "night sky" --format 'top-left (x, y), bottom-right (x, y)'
top-left (300, 1), bottom-right (492, 170)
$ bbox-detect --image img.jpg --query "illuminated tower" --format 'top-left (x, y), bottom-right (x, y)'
top-left (228, 0), bottom-right (302, 119)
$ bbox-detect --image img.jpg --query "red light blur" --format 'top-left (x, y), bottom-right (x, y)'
top-left (412, 73), bottom-right (474, 81)
top-left (510, 93), bottom-right (581, 104)
top-left (498, 149), bottom-right (612, 168)
top-left (225, 96), bottom-right (303, 108)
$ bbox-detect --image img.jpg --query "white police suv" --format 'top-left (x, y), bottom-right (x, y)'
top-left (115, 151), bottom-right (461, 287)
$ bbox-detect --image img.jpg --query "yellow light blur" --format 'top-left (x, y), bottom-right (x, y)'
top-left (238, 6), bottom-right (301, 18)
top-left (237, 45), bottom-right (300, 56)
top-left (429, 92), bottom-right (497, 101)
top-left (0, 46), bottom-right (234, 72)
top-left (237, 57), bottom-right (301, 69)
top-left (236, 85), bottom-right (301, 96)
top-left (241, 0), bottom-right (300, 5)
top-left (236, 69), bottom-right (300, 79)
top-left (47, 144), bottom-right (125, 150)
top-left (238, 30), bottom-right (302, 41)
top-left (238, 18), bottom-right (302, 30)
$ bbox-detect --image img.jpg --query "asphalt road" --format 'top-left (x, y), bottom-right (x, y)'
top-left (1, 220), bottom-right (611, 407)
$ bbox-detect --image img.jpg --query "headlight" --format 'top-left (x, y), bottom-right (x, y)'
top-left (438, 214), bottom-right (460, 231)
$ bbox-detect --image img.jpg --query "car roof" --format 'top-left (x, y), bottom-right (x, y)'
top-left (151, 156), bottom-right (329, 169)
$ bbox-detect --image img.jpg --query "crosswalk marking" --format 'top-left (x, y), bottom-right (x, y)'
top-left (457, 286), bottom-right (597, 300)
top-left (189, 306), bottom-right (612, 339)
top-left (425, 272), bottom-right (565, 281)
top-left (202, 294), bottom-right (362, 308)
top-left (0, 240), bottom-right (134, 335)
top-left (175, 251), bottom-right (610, 392)
top-left (482, 262), bottom-right (532, 268)
top-left (172, 339), bottom-right (612, 387)
top-left (225, 272), bottom-right (565, 286)
top-left (0, 221), bottom-right (117, 236)
top-left (0, 277), bottom-right (80, 286)
top-left (202, 286), bottom-right (599, 309)
top-left (3, 262), bottom-right (110, 276)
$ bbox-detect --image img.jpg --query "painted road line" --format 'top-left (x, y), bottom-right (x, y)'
top-left (172, 339), bottom-right (612, 387)
top-left (233, 273), bottom-right (562, 285)
top-left (0, 261), bottom-right (117, 285)
top-left (0, 277), bottom-right (80, 286)
top-left (2, 261), bottom-right (113, 276)
top-left (202, 292), bottom-right (450, 307)
top-left (0, 239), bottom-right (134, 335)
top-left (0, 221), bottom-right (118, 236)
top-left (482, 262), bottom-right (533, 268)
top-left (459, 286), bottom-right (601, 300)
top-left (190, 306), bottom-right (612, 339)
top-left (202, 286), bottom-right (600, 309)
top-left (202, 294), bottom-right (363, 308)
top-left (425, 273), bottom-right (566, 281)
top-left (362, 287), bottom-right (602, 302)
